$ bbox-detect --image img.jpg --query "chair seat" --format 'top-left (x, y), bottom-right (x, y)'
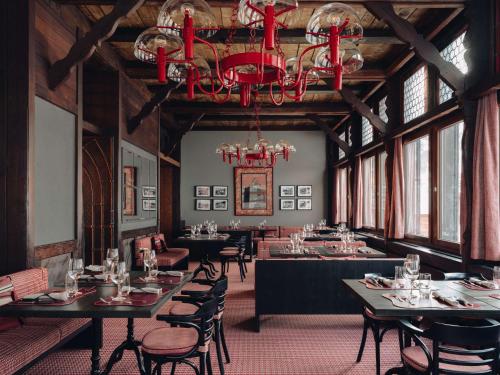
top-left (142, 327), bottom-right (198, 356)
top-left (402, 345), bottom-right (492, 373)
top-left (220, 249), bottom-right (239, 256)
top-left (364, 307), bottom-right (398, 321)
top-left (169, 302), bottom-right (199, 316)
top-left (182, 282), bottom-right (212, 293)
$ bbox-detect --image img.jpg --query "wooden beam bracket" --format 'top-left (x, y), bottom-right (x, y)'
top-left (48, 0), bottom-right (145, 89)
top-left (167, 114), bottom-right (205, 156)
top-left (307, 114), bottom-right (351, 154)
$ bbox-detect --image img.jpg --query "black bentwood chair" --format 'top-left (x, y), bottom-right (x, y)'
top-left (169, 276), bottom-right (230, 375)
top-left (219, 236), bottom-right (247, 282)
top-left (386, 319), bottom-right (500, 375)
top-left (141, 297), bottom-right (218, 375)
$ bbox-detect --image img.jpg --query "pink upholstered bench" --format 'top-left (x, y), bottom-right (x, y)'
top-left (134, 233), bottom-right (189, 271)
top-left (0, 268), bottom-right (91, 375)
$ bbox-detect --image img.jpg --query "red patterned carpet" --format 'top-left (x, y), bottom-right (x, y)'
top-left (27, 261), bottom-right (402, 374)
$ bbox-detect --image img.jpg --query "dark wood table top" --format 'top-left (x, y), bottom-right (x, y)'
top-left (0, 271), bottom-right (193, 319)
top-left (269, 245), bottom-right (386, 259)
top-left (175, 233), bottom-right (231, 242)
top-left (343, 279), bottom-right (500, 318)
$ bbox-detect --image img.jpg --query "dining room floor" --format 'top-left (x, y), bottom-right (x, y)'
top-left (27, 260), bottom-right (403, 375)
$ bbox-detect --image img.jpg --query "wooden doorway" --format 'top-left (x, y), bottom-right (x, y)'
top-left (160, 157), bottom-right (180, 244)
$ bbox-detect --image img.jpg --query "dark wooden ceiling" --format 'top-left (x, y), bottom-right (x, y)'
top-left (73, 0), bottom-right (464, 130)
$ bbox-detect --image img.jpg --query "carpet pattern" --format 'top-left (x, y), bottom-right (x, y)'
top-left (26, 261), bottom-right (403, 374)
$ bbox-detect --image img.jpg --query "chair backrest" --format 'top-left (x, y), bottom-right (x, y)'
top-left (427, 320), bottom-right (500, 374)
top-left (194, 297), bottom-right (219, 345)
top-left (441, 272), bottom-right (485, 281)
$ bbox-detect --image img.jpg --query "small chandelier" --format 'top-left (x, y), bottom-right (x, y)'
top-left (215, 104), bottom-right (296, 167)
top-left (134, 0), bottom-right (364, 108)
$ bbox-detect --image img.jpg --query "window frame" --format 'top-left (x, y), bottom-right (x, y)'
top-left (401, 113), bottom-right (463, 254)
top-left (360, 147), bottom-right (386, 235)
top-left (402, 64), bottom-right (429, 124)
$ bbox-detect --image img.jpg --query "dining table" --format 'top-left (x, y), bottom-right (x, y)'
top-left (343, 279), bottom-right (500, 319)
top-left (0, 270), bottom-right (193, 375)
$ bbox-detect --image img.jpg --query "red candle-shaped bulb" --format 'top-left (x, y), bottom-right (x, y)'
top-left (156, 47), bottom-right (167, 83)
top-left (187, 67), bottom-right (195, 99)
top-left (264, 5), bottom-right (275, 50)
top-left (183, 12), bottom-right (194, 61)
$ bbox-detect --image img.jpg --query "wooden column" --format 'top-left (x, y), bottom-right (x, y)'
top-left (0, 0), bottom-right (35, 273)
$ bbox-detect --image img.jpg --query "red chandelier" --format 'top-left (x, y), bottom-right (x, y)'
top-left (134, 0), bottom-right (364, 108)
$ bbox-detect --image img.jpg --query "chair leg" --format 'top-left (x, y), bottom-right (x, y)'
top-left (220, 318), bottom-right (231, 363)
top-left (356, 318), bottom-right (369, 362)
top-left (207, 350), bottom-right (213, 375)
top-left (170, 362), bottom-right (176, 375)
top-left (200, 352), bottom-right (207, 375)
top-left (371, 322), bottom-right (382, 375)
top-left (156, 363), bottom-right (162, 375)
top-left (243, 258), bottom-right (248, 272)
top-left (144, 355), bottom-right (152, 375)
top-left (220, 259), bottom-right (226, 276)
top-left (214, 320), bottom-right (225, 375)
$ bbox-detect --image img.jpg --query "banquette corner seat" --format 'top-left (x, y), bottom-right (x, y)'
top-left (0, 268), bottom-right (91, 375)
top-left (134, 233), bottom-right (189, 271)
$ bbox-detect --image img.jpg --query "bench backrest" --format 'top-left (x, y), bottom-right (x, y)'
top-left (8, 268), bottom-right (49, 300)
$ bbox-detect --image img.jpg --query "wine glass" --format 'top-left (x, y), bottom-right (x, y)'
top-left (404, 254), bottom-right (420, 301)
top-left (69, 258), bottom-right (84, 293)
top-left (111, 262), bottom-right (127, 301)
top-left (143, 250), bottom-right (152, 279)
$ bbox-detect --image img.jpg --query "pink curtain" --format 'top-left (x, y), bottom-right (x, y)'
top-left (334, 169), bottom-right (341, 224)
top-left (469, 92), bottom-right (500, 261)
top-left (353, 156), bottom-right (363, 229)
top-left (386, 137), bottom-right (405, 239)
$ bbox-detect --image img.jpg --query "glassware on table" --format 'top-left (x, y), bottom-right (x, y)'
top-left (65, 271), bottom-right (78, 297)
top-left (111, 262), bottom-right (127, 301)
top-left (419, 273), bottom-right (432, 301)
top-left (404, 254), bottom-right (420, 300)
top-left (122, 273), bottom-right (131, 296)
top-left (394, 266), bottom-right (406, 289)
top-left (68, 258), bottom-right (84, 292)
top-left (150, 259), bottom-right (159, 280)
top-left (190, 226), bottom-right (196, 238)
top-left (493, 266), bottom-right (500, 288)
top-left (103, 258), bottom-right (114, 281)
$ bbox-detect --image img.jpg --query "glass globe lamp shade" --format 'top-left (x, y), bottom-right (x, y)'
top-left (167, 56), bottom-right (212, 82)
top-left (158, 0), bottom-right (218, 38)
top-left (306, 3), bottom-right (363, 45)
top-left (314, 45), bottom-right (363, 74)
top-left (285, 57), bottom-right (319, 84)
top-left (238, 0), bottom-right (298, 28)
top-left (134, 28), bottom-right (183, 63)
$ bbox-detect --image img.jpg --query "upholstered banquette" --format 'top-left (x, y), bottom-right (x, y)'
top-left (134, 233), bottom-right (189, 270)
top-left (0, 268), bottom-right (91, 375)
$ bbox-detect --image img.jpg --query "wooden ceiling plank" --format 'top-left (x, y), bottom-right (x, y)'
top-left (165, 103), bottom-right (351, 115)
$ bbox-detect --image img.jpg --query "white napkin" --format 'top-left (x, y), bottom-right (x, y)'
top-left (131, 287), bottom-right (161, 295)
top-left (377, 277), bottom-right (394, 288)
top-left (79, 274), bottom-right (92, 279)
top-left (48, 291), bottom-right (69, 301)
top-left (94, 274), bottom-right (108, 280)
top-left (85, 265), bottom-right (104, 272)
top-left (22, 293), bottom-right (44, 301)
top-left (158, 271), bottom-right (183, 277)
top-left (470, 278), bottom-right (498, 289)
top-left (358, 247), bottom-right (371, 254)
top-left (432, 292), bottom-right (461, 307)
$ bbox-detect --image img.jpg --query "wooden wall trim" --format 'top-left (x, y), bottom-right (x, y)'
top-left (35, 240), bottom-right (76, 260)
top-left (121, 226), bottom-right (157, 240)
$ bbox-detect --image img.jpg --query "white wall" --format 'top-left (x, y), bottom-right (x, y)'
top-left (180, 131), bottom-right (327, 226)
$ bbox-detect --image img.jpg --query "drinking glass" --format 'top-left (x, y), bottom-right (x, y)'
top-left (143, 249), bottom-right (152, 276)
top-left (150, 259), bottom-right (159, 280)
top-left (419, 273), bottom-right (432, 301)
top-left (394, 266), bottom-right (406, 289)
top-left (493, 266), bottom-right (500, 288)
top-left (103, 258), bottom-right (114, 281)
top-left (69, 258), bottom-right (84, 292)
top-left (404, 254), bottom-right (420, 300)
top-left (111, 262), bottom-right (127, 301)
top-left (190, 226), bottom-right (196, 238)
top-left (65, 271), bottom-right (78, 297)
top-left (122, 272), bottom-right (131, 296)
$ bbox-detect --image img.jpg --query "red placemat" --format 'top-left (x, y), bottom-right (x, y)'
top-left (11, 287), bottom-right (96, 306)
top-left (94, 288), bottom-right (170, 307)
top-left (133, 275), bottom-right (182, 285)
top-left (488, 294), bottom-right (500, 300)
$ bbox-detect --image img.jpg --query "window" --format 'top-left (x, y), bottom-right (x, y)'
top-left (379, 96), bottom-right (388, 123)
top-left (403, 66), bottom-right (427, 123)
top-left (339, 131), bottom-right (346, 159)
top-left (378, 151), bottom-right (387, 229)
top-left (404, 135), bottom-right (430, 237)
top-left (338, 167), bottom-right (348, 223)
top-left (439, 33), bottom-right (468, 104)
top-left (438, 121), bottom-right (464, 243)
top-left (347, 125), bottom-right (352, 147)
top-left (361, 116), bottom-right (373, 146)
top-left (362, 156), bottom-right (376, 228)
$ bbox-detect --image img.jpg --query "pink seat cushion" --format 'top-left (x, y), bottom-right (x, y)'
top-left (142, 327), bottom-right (198, 356)
top-left (364, 307), bottom-right (398, 321)
top-left (0, 276), bottom-right (20, 332)
top-left (137, 248), bottom-right (188, 267)
top-left (182, 283), bottom-right (212, 293)
top-left (402, 345), bottom-right (492, 373)
top-left (169, 302), bottom-right (199, 316)
top-left (0, 324), bottom-right (61, 374)
top-left (9, 268), bottom-right (48, 300)
top-left (220, 249), bottom-right (239, 256)
top-left (22, 317), bottom-right (90, 339)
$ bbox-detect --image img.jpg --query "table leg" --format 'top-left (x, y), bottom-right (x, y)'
top-left (91, 317), bottom-right (103, 375)
top-left (102, 318), bottom-right (145, 375)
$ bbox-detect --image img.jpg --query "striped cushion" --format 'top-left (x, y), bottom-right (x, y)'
top-left (22, 317), bottom-right (90, 339)
top-left (169, 302), bottom-right (199, 316)
top-left (142, 327), bottom-right (198, 356)
top-left (136, 248), bottom-right (188, 267)
top-left (9, 268), bottom-right (48, 300)
top-left (0, 325), bottom-right (60, 374)
top-left (182, 283), bottom-right (212, 293)
top-left (0, 276), bottom-right (19, 332)
top-left (220, 249), bottom-right (239, 256)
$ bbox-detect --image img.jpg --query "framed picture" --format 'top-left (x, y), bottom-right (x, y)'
top-left (297, 185), bottom-right (312, 197)
top-left (212, 185), bottom-right (228, 197)
top-left (142, 186), bottom-right (156, 198)
top-left (195, 199), bottom-right (211, 211)
top-left (280, 199), bottom-right (295, 210)
top-left (279, 185), bottom-right (295, 197)
top-left (142, 199), bottom-right (157, 211)
top-left (195, 186), bottom-right (211, 197)
top-left (123, 166), bottom-right (136, 216)
top-left (213, 199), bottom-right (228, 211)
top-left (297, 198), bottom-right (312, 210)
top-left (234, 167), bottom-right (273, 216)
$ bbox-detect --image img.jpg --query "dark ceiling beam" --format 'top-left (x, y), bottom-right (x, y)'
top-left (57, 0), bottom-right (465, 8)
top-left (198, 114), bottom-right (335, 122)
top-left (48, 0), bottom-right (145, 89)
top-left (108, 27), bottom-right (404, 44)
top-left (366, 2), bottom-right (465, 91)
top-left (167, 114), bottom-right (205, 156)
top-left (307, 115), bottom-right (351, 154)
top-left (127, 80), bottom-right (182, 133)
top-left (339, 87), bottom-right (388, 134)
top-left (164, 103), bottom-right (352, 115)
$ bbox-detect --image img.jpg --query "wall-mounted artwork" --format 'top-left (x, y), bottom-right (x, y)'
top-left (279, 185), bottom-right (295, 197)
top-left (297, 185), bottom-right (312, 197)
top-left (234, 167), bottom-right (273, 216)
top-left (142, 186), bottom-right (156, 198)
top-left (213, 199), bottom-right (228, 211)
top-left (297, 198), bottom-right (312, 210)
top-left (212, 185), bottom-right (228, 197)
top-left (195, 186), bottom-right (211, 197)
top-left (123, 166), bottom-right (136, 216)
top-left (195, 199), bottom-right (211, 211)
top-left (280, 199), bottom-right (295, 210)
top-left (142, 199), bottom-right (157, 211)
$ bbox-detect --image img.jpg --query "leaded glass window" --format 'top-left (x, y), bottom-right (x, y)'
top-left (439, 33), bottom-right (468, 104)
top-left (379, 96), bottom-right (388, 123)
top-left (339, 131), bottom-right (345, 159)
top-left (361, 116), bottom-right (373, 146)
top-left (403, 66), bottom-right (427, 123)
